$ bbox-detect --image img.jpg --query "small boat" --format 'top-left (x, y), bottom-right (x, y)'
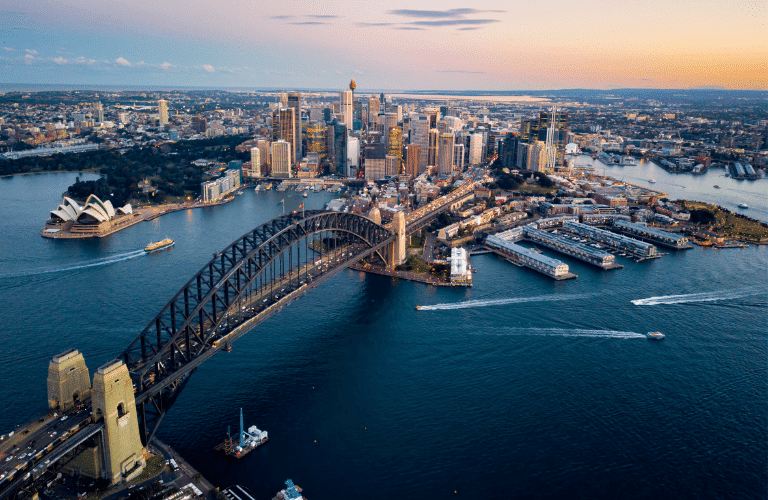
top-left (303, 192), bottom-right (308, 198)
top-left (415, 305), bottom-right (421, 310)
top-left (145, 238), bottom-right (174, 253)
top-left (648, 178), bottom-right (656, 183)
top-left (713, 185), bottom-right (721, 189)
top-left (646, 331), bottom-right (665, 340)
top-left (738, 203), bottom-right (748, 209)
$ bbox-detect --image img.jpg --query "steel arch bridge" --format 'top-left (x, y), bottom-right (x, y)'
top-left (121, 210), bottom-right (394, 443)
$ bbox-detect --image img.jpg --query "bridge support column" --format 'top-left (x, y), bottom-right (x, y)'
top-left (91, 360), bottom-right (146, 484)
top-left (47, 349), bottom-right (91, 411)
top-left (388, 211), bottom-right (407, 269)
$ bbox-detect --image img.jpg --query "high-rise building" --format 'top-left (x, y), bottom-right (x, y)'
top-left (453, 144), bottom-right (465, 170)
top-left (347, 137), bottom-right (359, 178)
top-left (410, 116), bottom-right (430, 172)
top-left (427, 129), bottom-right (440, 167)
top-left (364, 143), bottom-right (387, 180)
top-left (387, 126), bottom-right (403, 172)
top-left (271, 140), bottom-right (292, 177)
top-left (405, 144), bottom-right (421, 178)
top-left (379, 92), bottom-right (386, 112)
top-left (437, 133), bottom-right (455, 176)
top-left (278, 108), bottom-right (296, 165)
top-left (529, 141), bottom-right (548, 172)
top-left (499, 134), bottom-right (519, 168)
top-left (384, 113), bottom-right (398, 132)
top-left (367, 96), bottom-right (380, 127)
top-left (329, 119), bottom-right (347, 176)
top-left (158, 99), bottom-right (168, 126)
top-left (287, 93), bottom-right (302, 162)
top-left (94, 102), bottom-right (104, 123)
top-left (516, 143), bottom-right (529, 170)
top-left (469, 133), bottom-right (483, 166)
top-left (250, 148), bottom-right (261, 178)
top-left (256, 139), bottom-right (271, 171)
top-left (339, 89), bottom-right (353, 132)
top-left (192, 115), bottom-right (207, 133)
top-left (306, 121), bottom-right (327, 159)
top-left (385, 155), bottom-right (399, 177)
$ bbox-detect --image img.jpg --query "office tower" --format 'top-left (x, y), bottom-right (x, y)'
top-left (453, 144), bottom-right (465, 170)
top-left (287, 93), bottom-right (302, 162)
top-left (469, 133), bottom-right (483, 166)
top-left (410, 116), bottom-right (430, 171)
top-left (488, 130), bottom-right (500, 158)
top-left (339, 89), bottom-right (353, 131)
top-left (278, 108), bottom-right (296, 165)
top-left (279, 92), bottom-right (288, 107)
top-left (387, 126), bottom-right (403, 172)
top-left (437, 119), bottom-right (450, 134)
top-left (516, 143), bottom-right (529, 170)
top-left (427, 129), bottom-right (440, 167)
top-left (306, 121), bottom-right (327, 159)
top-left (271, 140), bottom-right (291, 177)
top-left (250, 148), bottom-right (261, 177)
top-left (323, 107), bottom-right (333, 124)
top-left (158, 99), bottom-right (168, 126)
top-left (437, 134), bottom-right (455, 176)
top-left (396, 105), bottom-right (402, 123)
top-left (379, 92), bottom-right (386, 112)
top-left (309, 106), bottom-right (325, 122)
top-left (192, 115), bottom-right (207, 133)
top-left (256, 139), bottom-right (271, 171)
top-left (271, 109), bottom-right (281, 141)
top-left (94, 102), bottom-right (104, 123)
top-left (367, 96), bottom-right (380, 127)
top-left (425, 109), bottom-right (440, 129)
top-left (383, 112), bottom-right (398, 132)
top-left (329, 119), bottom-right (347, 176)
top-left (347, 137), bottom-right (359, 178)
top-left (401, 117), bottom-right (410, 140)
top-left (385, 155), bottom-right (399, 177)
top-left (499, 134), bottom-right (519, 168)
top-left (543, 106), bottom-right (567, 169)
top-left (364, 143), bottom-right (387, 180)
top-left (405, 144), bottom-right (420, 178)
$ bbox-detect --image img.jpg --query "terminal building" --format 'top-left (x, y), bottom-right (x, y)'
top-left (612, 220), bottom-right (691, 249)
top-left (486, 234), bottom-right (572, 279)
top-left (563, 221), bottom-right (657, 259)
top-left (523, 226), bottom-right (618, 269)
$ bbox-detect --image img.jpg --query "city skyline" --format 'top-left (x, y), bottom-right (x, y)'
top-left (1, 0), bottom-right (765, 90)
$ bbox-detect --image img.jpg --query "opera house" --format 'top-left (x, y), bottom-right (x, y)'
top-left (46, 195), bottom-right (133, 235)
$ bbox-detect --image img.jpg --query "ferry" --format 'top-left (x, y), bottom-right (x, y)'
top-left (144, 238), bottom-right (174, 253)
top-left (738, 203), bottom-right (748, 209)
top-left (646, 331), bottom-right (665, 340)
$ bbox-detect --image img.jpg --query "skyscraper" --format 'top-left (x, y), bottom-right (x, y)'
top-left (499, 134), bottom-right (519, 168)
top-left (306, 121), bottom-right (327, 159)
top-left (287, 93), bottom-right (302, 162)
top-left (405, 144), bottom-right (421, 178)
top-left (271, 140), bottom-right (291, 178)
top-left (94, 102), bottom-right (104, 123)
top-left (278, 108), bottom-right (296, 165)
top-left (437, 134), bottom-right (455, 176)
top-left (387, 126), bottom-right (403, 173)
top-left (453, 144), bottom-right (465, 170)
top-left (339, 89), bottom-right (353, 132)
top-left (367, 96), bottom-right (380, 127)
top-left (157, 99), bottom-right (168, 126)
top-left (529, 141), bottom-right (548, 172)
top-left (250, 148), bottom-right (261, 178)
top-left (427, 129), bottom-right (440, 167)
top-left (329, 119), bottom-right (347, 176)
top-left (410, 116), bottom-right (430, 172)
top-left (469, 133), bottom-right (483, 166)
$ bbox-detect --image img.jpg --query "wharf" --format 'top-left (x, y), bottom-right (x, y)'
top-left (484, 246), bottom-right (578, 281)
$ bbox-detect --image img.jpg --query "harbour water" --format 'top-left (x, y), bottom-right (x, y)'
top-left (0, 172), bottom-right (766, 499)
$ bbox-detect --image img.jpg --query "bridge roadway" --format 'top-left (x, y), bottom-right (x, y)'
top-left (0, 178), bottom-right (486, 499)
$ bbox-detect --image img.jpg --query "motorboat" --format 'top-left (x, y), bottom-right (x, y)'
top-left (647, 331), bottom-right (665, 340)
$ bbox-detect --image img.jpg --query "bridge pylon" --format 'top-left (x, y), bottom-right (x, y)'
top-left (47, 349), bottom-right (91, 411)
top-left (91, 360), bottom-right (146, 484)
top-left (388, 211), bottom-right (407, 269)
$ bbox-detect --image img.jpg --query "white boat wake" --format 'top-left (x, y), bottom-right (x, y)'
top-left (632, 286), bottom-right (766, 306)
top-left (475, 327), bottom-right (646, 339)
top-left (1, 249), bottom-right (146, 278)
top-left (418, 293), bottom-right (596, 311)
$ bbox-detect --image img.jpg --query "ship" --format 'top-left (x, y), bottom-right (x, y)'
top-left (144, 238), bottom-right (174, 253)
top-left (302, 191), bottom-right (308, 198)
top-left (214, 408), bottom-right (268, 459)
top-left (647, 331), bottom-right (665, 340)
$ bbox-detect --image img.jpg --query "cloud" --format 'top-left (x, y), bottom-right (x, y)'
top-left (305, 15), bottom-right (339, 18)
top-left (358, 22), bottom-right (394, 27)
top-left (353, 69), bottom-right (364, 75)
top-left (73, 56), bottom-right (96, 64)
top-left (391, 26), bottom-right (425, 30)
top-left (388, 8), bottom-right (504, 18)
top-left (115, 56), bottom-right (131, 66)
top-left (202, 64), bottom-right (215, 73)
top-left (457, 27), bottom-right (481, 30)
top-left (288, 21), bottom-right (329, 25)
top-left (25, 49), bottom-right (38, 55)
top-left (436, 70), bottom-right (486, 74)
top-left (161, 61), bottom-right (173, 69)
top-left (270, 15), bottom-right (295, 19)
top-left (410, 19), bottom-right (500, 26)
top-left (52, 57), bottom-right (68, 64)
top-left (23, 53), bottom-right (34, 64)
top-left (2, 47), bottom-right (15, 52)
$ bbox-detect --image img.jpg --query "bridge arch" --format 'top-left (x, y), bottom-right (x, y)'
top-left (120, 210), bottom-right (393, 442)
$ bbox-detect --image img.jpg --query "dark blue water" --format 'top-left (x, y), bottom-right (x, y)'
top-left (0, 173), bottom-right (766, 499)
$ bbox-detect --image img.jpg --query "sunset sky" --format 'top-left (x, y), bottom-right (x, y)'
top-left (1, 0), bottom-right (765, 90)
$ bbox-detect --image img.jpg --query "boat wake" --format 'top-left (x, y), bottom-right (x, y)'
top-left (418, 293), bottom-right (597, 311)
top-left (474, 327), bottom-right (646, 339)
top-left (0, 249), bottom-right (146, 279)
top-left (632, 286), bottom-right (766, 306)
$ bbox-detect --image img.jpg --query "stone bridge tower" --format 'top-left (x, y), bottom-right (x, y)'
top-left (91, 360), bottom-right (146, 483)
top-left (47, 349), bottom-right (91, 411)
top-left (388, 211), bottom-right (406, 269)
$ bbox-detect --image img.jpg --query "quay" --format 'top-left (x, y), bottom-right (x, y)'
top-left (485, 235), bottom-right (577, 281)
top-left (612, 220), bottom-right (693, 250)
top-left (523, 226), bottom-right (623, 270)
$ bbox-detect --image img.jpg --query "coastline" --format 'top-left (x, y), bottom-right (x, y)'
top-left (0, 168), bottom-right (101, 179)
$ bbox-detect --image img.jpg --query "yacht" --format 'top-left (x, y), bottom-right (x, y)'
top-left (648, 178), bottom-right (656, 184)
top-left (713, 185), bottom-right (721, 189)
top-left (647, 331), bottom-right (665, 340)
top-left (738, 203), bottom-right (749, 209)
